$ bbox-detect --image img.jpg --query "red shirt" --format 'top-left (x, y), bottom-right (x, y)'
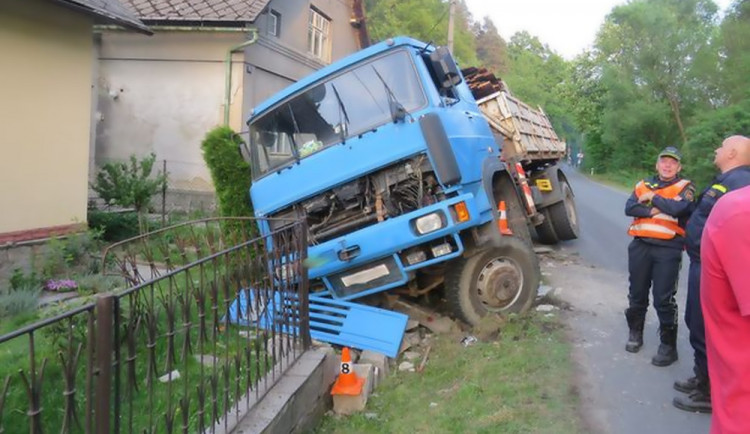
top-left (701, 185), bottom-right (750, 434)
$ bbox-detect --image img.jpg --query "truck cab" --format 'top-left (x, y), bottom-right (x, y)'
top-left (245, 37), bottom-right (557, 324)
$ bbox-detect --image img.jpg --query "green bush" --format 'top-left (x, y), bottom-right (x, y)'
top-left (91, 153), bottom-right (167, 232)
top-left (76, 273), bottom-right (123, 296)
top-left (201, 126), bottom-right (253, 219)
top-left (38, 231), bottom-right (103, 279)
top-left (9, 268), bottom-right (41, 292)
top-left (0, 288), bottom-right (40, 319)
top-left (88, 210), bottom-right (140, 242)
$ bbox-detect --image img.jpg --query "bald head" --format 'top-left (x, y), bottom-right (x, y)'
top-left (714, 135), bottom-right (750, 173)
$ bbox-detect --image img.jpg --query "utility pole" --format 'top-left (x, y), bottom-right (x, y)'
top-left (447, 0), bottom-right (455, 53)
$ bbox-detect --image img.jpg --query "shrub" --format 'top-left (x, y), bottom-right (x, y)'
top-left (76, 274), bottom-right (123, 296)
top-left (91, 153), bottom-right (167, 232)
top-left (201, 126), bottom-right (253, 219)
top-left (9, 268), bottom-right (41, 292)
top-left (88, 209), bottom-right (140, 242)
top-left (0, 288), bottom-right (40, 319)
top-left (38, 231), bottom-right (103, 279)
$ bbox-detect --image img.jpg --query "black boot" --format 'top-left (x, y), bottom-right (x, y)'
top-left (652, 325), bottom-right (678, 366)
top-left (625, 309), bottom-right (645, 353)
top-left (674, 375), bottom-right (700, 393)
top-left (673, 376), bottom-right (711, 413)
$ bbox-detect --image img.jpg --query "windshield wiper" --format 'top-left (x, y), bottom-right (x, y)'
top-left (372, 66), bottom-right (409, 123)
top-left (285, 105), bottom-right (301, 163)
top-left (330, 83), bottom-right (350, 142)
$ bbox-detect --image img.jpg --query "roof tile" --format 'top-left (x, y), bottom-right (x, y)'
top-left (120, 0), bottom-right (271, 22)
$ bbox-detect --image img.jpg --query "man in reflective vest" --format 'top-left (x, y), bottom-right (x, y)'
top-left (673, 135), bottom-right (750, 413)
top-left (624, 146), bottom-right (695, 367)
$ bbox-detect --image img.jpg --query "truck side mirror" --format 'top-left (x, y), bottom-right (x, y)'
top-left (429, 47), bottom-right (462, 90)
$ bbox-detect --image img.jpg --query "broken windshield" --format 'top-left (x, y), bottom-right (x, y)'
top-left (248, 49), bottom-right (427, 179)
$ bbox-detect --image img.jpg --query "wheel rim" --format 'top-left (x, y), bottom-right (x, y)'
top-left (476, 257), bottom-right (524, 311)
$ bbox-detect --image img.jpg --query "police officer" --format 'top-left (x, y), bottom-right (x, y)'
top-left (624, 146), bottom-right (694, 366)
top-left (673, 135), bottom-right (750, 413)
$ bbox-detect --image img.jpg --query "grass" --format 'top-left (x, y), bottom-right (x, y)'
top-left (587, 169), bottom-right (650, 192)
top-left (316, 313), bottom-right (581, 434)
top-left (0, 255), bottom-right (278, 433)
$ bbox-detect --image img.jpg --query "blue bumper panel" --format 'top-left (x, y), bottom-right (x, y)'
top-left (226, 291), bottom-right (408, 358)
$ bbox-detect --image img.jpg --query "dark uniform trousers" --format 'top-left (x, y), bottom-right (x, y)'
top-left (685, 259), bottom-right (707, 377)
top-left (627, 238), bottom-right (681, 326)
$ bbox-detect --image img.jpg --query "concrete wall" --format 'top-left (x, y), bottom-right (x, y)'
top-left (0, 0), bottom-right (93, 241)
top-left (95, 31), bottom-right (248, 192)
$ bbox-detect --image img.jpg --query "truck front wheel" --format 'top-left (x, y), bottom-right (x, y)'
top-left (445, 237), bottom-right (540, 325)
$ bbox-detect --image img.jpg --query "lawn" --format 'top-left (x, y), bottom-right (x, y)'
top-left (316, 313), bottom-right (582, 433)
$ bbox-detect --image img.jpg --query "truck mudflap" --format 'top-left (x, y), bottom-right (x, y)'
top-left (226, 291), bottom-right (408, 357)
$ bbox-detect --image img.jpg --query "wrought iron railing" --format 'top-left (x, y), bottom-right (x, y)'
top-left (0, 218), bottom-right (309, 433)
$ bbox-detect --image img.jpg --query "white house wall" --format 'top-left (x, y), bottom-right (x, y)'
top-left (95, 31), bottom-right (248, 192)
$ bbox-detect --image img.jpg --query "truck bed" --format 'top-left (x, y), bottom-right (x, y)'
top-left (462, 67), bottom-right (567, 162)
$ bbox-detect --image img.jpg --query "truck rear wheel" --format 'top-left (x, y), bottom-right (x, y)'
top-left (549, 181), bottom-right (579, 241)
top-left (445, 237), bottom-right (540, 325)
top-left (535, 209), bottom-right (559, 245)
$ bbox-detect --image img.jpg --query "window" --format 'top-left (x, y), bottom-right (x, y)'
top-left (268, 10), bottom-right (281, 37)
top-left (307, 8), bottom-right (330, 62)
top-left (248, 49), bottom-right (428, 179)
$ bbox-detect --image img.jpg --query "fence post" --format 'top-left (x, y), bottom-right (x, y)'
top-left (162, 159), bottom-right (167, 226)
top-left (95, 295), bottom-right (115, 433)
top-left (298, 223), bottom-right (311, 350)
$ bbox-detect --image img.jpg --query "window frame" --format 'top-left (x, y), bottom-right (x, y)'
top-left (268, 9), bottom-right (281, 37)
top-left (307, 8), bottom-right (331, 62)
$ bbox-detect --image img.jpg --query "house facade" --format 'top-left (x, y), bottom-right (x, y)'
top-left (0, 0), bottom-right (148, 246)
top-left (95, 0), bottom-right (368, 208)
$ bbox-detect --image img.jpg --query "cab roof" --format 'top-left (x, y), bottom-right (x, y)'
top-left (247, 36), bottom-right (430, 123)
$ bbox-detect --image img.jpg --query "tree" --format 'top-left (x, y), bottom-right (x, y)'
top-left (594, 0), bottom-right (720, 145)
top-left (364, 0), bottom-right (478, 65)
top-left (503, 32), bottom-right (580, 147)
top-left (91, 153), bottom-right (167, 233)
top-left (720, 0), bottom-right (750, 102)
top-left (473, 17), bottom-right (509, 74)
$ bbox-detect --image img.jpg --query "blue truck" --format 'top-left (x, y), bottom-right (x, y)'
top-left (242, 37), bottom-right (578, 326)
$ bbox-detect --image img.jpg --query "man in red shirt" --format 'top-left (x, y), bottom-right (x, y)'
top-left (701, 185), bottom-right (750, 433)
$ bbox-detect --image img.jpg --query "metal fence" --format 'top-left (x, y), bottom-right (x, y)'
top-left (0, 217), bottom-right (309, 433)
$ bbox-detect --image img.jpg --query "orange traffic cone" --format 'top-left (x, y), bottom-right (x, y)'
top-left (331, 347), bottom-right (365, 396)
top-left (497, 201), bottom-right (513, 235)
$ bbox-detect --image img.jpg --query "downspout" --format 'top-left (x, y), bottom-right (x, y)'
top-left (224, 28), bottom-right (259, 126)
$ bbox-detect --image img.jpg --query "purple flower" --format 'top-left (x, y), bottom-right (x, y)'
top-left (45, 279), bottom-right (78, 292)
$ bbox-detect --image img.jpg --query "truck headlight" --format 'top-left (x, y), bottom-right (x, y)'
top-left (414, 212), bottom-right (445, 235)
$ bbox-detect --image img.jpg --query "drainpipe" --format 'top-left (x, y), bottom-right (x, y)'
top-left (224, 28), bottom-right (259, 126)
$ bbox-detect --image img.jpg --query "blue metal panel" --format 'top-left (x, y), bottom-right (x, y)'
top-left (226, 291), bottom-right (408, 358)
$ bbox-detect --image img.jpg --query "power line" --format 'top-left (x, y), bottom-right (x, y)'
top-left (427, 0), bottom-right (453, 40)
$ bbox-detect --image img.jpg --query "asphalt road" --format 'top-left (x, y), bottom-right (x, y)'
top-left (554, 167), bottom-right (710, 434)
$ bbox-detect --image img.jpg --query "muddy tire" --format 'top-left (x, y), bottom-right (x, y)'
top-left (549, 180), bottom-right (579, 241)
top-left (534, 209), bottom-right (559, 245)
top-left (494, 176), bottom-right (532, 246)
top-left (445, 237), bottom-right (540, 325)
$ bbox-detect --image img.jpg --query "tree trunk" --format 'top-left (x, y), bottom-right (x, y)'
top-left (667, 94), bottom-right (687, 146)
